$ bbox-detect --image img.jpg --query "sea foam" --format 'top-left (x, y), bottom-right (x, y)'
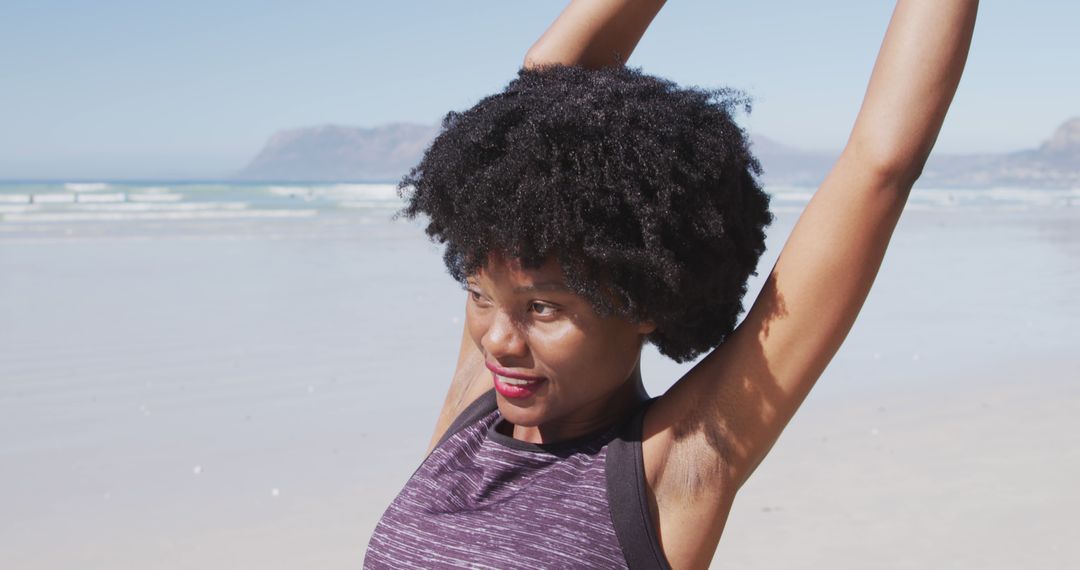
top-left (2, 209), bottom-right (317, 223)
top-left (63, 182), bottom-right (110, 192)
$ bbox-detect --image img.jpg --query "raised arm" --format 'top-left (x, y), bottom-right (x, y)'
top-left (725, 0), bottom-right (979, 478)
top-left (523, 0), bottom-right (666, 69)
top-left (845, 0), bottom-right (979, 183)
top-left (645, 1), bottom-right (978, 564)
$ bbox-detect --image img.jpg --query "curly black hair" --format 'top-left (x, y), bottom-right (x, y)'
top-left (397, 65), bottom-right (772, 363)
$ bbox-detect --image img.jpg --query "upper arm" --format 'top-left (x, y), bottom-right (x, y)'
top-left (637, 156), bottom-right (914, 569)
top-left (424, 299), bottom-right (491, 455)
top-left (648, 153), bottom-right (912, 482)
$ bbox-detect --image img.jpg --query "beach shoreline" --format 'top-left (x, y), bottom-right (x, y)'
top-left (2, 192), bottom-right (1077, 569)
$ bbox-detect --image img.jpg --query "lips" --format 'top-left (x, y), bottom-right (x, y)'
top-left (486, 362), bottom-right (547, 399)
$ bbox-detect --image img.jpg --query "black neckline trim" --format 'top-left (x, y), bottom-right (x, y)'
top-left (485, 414), bottom-right (618, 454)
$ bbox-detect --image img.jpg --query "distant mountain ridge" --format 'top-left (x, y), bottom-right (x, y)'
top-left (236, 118), bottom-right (1080, 189)
top-left (753, 118), bottom-right (1080, 189)
top-left (235, 123), bottom-right (438, 182)
top-left (918, 117), bottom-right (1079, 189)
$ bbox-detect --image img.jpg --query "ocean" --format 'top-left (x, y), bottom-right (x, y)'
top-left (1, 181), bottom-right (1078, 233)
top-left (1, 181), bottom-right (1078, 568)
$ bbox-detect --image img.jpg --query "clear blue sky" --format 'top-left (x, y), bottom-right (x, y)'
top-left (1, 0), bottom-right (1077, 180)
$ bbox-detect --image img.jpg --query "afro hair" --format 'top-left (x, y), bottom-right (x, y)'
top-left (397, 64), bottom-right (773, 363)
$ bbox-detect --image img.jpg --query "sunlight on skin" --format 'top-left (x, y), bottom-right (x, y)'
top-left (465, 251), bottom-right (654, 444)
top-left (423, 0), bottom-right (979, 566)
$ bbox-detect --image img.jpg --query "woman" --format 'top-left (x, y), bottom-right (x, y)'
top-left (366, 1), bottom-right (978, 568)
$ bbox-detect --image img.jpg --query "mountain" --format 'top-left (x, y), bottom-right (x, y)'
top-left (750, 135), bottom-right (835, 187)
top-left (918, 117), bottom-right (1080, 188)
top-left (1041, 117), bottom-right (1080, 156)
top-left (236, 119), bottom-right (1080, 188)
top-left (235, 123), bottom-right (438, 182)
top-left (756, 118), bottom-right (1080, 189)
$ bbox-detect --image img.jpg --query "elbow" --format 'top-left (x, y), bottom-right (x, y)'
top-left (522, 48), bottom-right (542, 70)
top-left (878, 156), bottom-right (926, 189)
top-left (843, 141), bottom-right (929, 189)
top-left (523, 46), bottom-right (575, 71)
top-left (523, 36), bottom-right (564, 70)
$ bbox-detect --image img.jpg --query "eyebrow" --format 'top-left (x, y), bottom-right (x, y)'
top-left (465, 278), bottom-right (571, 295)
top-left (512, 282), bottom-right (571, 294)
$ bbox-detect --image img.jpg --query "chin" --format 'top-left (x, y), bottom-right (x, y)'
top-left (495, 397), bottom-right (548, 427)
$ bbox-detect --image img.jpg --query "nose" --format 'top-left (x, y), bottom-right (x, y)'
top-left (480, 309), bottom-right (528, 360)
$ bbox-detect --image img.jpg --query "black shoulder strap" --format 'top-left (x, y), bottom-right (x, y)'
top-left (607, 398), bottom-right (673, 570)
top-left (435, 389), bottom-right (498, 449)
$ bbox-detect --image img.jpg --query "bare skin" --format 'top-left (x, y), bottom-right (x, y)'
top-left (425, 1), bottom-right (980, 568)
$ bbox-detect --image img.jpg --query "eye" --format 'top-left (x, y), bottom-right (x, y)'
top-left (466, 287), bottom-right (488, 306)
top-left (529, 302), bottom-right (557, 317)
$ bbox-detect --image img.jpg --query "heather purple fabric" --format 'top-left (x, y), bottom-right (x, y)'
top-left (364, 404), bottom-right (630, 569)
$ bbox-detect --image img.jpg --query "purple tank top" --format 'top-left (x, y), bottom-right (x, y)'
top-left (363, 391), bottom-right (671, 569)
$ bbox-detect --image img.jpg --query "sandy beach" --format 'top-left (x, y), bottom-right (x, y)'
top-left (1, 184), bottom-right (1078, 568)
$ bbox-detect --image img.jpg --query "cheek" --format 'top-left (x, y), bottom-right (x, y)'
top-left (465, 304), bottom-right (488, 348)
top-left (525, 324), bottom-right (580, 366)
top-left (535, 326), bottom-right (630, 386)
top-left (572, 324), bottom-right (643, 382)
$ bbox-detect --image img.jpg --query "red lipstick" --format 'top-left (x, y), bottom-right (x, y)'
top-left (486, 362), bottom-right (547, 399)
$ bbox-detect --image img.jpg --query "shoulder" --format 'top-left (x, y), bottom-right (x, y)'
top-left (425, 352), bottom-right (493, 455)
top-left (432, 389), bottom-right (498, 451)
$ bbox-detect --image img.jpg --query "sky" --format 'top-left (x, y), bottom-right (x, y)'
top-left (1, 0), bottom-right (1077, 180)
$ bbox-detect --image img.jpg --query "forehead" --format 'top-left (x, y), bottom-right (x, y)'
top-left (472, 251), bottom-right (566, 287)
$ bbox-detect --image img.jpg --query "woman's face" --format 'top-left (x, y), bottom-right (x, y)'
top-left (465, 252), bottom-right (655, 442)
